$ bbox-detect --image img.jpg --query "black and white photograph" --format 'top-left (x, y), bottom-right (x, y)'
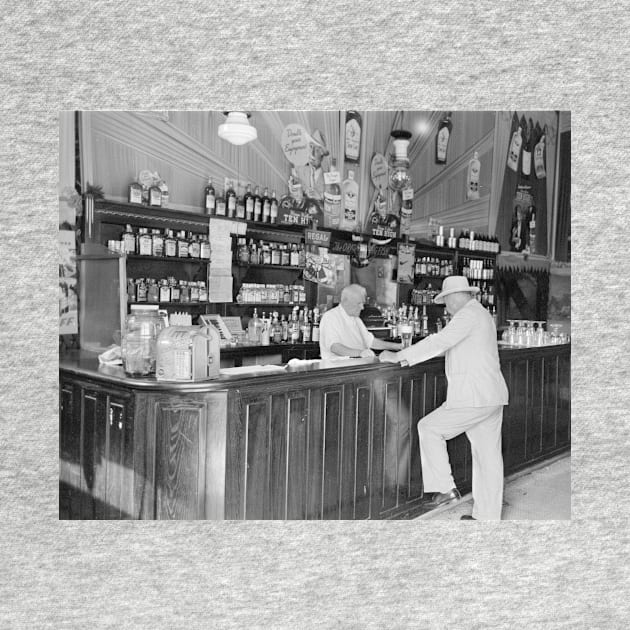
top-left (59, 110), bottom-right (571, 522)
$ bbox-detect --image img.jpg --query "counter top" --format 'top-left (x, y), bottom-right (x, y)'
top-left (59, 343), bottom-right (569, 393)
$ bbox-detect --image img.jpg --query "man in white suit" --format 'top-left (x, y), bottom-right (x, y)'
top-left (379, 276), bottom-right (509, 520)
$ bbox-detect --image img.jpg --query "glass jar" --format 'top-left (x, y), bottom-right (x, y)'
top-left (121, 305), bottom-right (165, 376)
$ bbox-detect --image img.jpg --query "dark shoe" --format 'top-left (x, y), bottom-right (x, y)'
top-left (429, 488), bottom-right (461, 506)
top-left (460, 515), bottom-right (476, 520)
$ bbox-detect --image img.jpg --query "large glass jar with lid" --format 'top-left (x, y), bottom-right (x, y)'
top-left (121, 304), bottom-right (166, 376)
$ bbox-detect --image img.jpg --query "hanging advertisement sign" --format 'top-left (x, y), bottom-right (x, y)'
top-left (397, 243), bottom-right (415, 284)
top-left (304, 249), bottom-right (336, 286)
top-left (59, 229), bottom-right (78, 334)
top-left (304, 229), bottom-right (331, 248)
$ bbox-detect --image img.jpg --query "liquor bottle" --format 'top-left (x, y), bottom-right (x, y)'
top-left (204, 177), bottom-right (216, 215)
top-left (435, 111), bottom-right (452, 164)
top-left (323, 158), bottom-right (341, 229)
top-left (271, 242), bottom-right (281, 266)
top-left (129, 182), bottom-right (143, 205)
top-left (200, 235), bottom-right (211, 260)
top-left (421, 306), bottom-right (429, 338)
top-left (135, 278), bottom-right (147, 303)
top-left (159, 279), bottom-right (170, 303)
top-left (271, 313), bottom-right (283, 344)
top-left (281, 244), bottom-right (290, 266)
top-left (342, 170), bottom-right (359, 231)
top-left (253, 186), bottom-right (262, 222)
top-left (281, 314), bottom-right (289, 342)
top-left (248, 308), bottom-right (263, 345)
top-left (177, 230), bottom-right (189, 258)
top-left (301, 310), bottom-right (311, 343)
top-left (151, 229), bottom-right (164, 257)
top-left (122, 224), bottom-right (136, 254)
top-left (236, 186), bottom-right (245, 220)
top-left (270, 190), bottom-right (278, 224)
top-left (244, 184), bottom-right (254, 221)
top-left (458, 230), bottom-right (466, 249)
top-left (290, 308), bottom-right (300, 343)
top-left (215, 186), bottom-right (226, 216)
top-left (159, 179), bottom-right (169, 208)
top-left (528, 206), bottom-right (537, 254)
top-left (311, 308), bottom-right (320, 343)
top-left (298, 243), bottom-right (306, 268)
top-left (249, 239), bottom-right (259, 265)
top-left (290, 243), bottom-right (299, 267)
top-left (164, 229), bottom-right (177, 257)
top-left (189, 233), bottom-right (200, 258)
top-left (225, 178), bottom-right (237, 218)
top-left (148, 184), bottom-right (162, 207)
top-left (344, 110), bottom-right (362, 163)
top-left (262, 187), bottom-right (271, 223)
top-left (400, 187), bottom-right (413, 236)
top-left (137, 228), bottom-right (152, 256)
top-left (237, 237), bottom-right (249, 264)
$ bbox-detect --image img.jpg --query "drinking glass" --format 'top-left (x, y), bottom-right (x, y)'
top-left (399, 323), bottom-right (413, 349)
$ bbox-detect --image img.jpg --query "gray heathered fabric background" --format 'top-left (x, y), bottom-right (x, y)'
top-left (1, 1), bottom-right (628, 627)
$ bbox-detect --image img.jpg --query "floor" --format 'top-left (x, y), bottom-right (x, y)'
top-left (417, 452), bottom-right (571, 520)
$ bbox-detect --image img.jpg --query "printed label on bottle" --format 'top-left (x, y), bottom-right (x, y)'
top-left (534, 138), bottom-right (546, 178)
top-left (206, 193), bottom-right (215, 212)
top-left (324, 171), bottom-right (341, 185)
top-left (129, 186), bottom-right (142, 204)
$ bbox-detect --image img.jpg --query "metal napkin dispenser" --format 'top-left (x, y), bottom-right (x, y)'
top-left (156, 325), bottom-right (221, 381)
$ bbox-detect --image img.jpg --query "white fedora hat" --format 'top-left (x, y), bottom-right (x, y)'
top-left (434, 276), bottom-right (480, 304)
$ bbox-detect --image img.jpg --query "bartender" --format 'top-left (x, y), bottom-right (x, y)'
top-left (319, 284), bottom-right (402, 359)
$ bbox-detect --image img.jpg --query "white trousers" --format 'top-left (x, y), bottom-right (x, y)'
top-left (418, 404), bottom-right (505, 520)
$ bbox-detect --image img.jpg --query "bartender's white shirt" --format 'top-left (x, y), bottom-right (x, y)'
top-left (319, 305), bottom-right (375, 359)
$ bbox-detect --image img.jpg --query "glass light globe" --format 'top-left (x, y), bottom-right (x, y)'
top-left (389, 160), bottom-right (411, 190)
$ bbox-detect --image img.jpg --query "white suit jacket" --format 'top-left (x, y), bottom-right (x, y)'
top-left (397, 299), bottom-right (509, 409)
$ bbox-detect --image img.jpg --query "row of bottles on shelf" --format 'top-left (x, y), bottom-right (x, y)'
top-left (205, 178), bottom-right (281, 223)
top-left (383, 304), bottom-right (436, 339)
top-left (236, 283), bottom-right (307, 305)
top-left (113, 225), bottom-right (211, 259)
top-left (431, 226), bottom-right (501, 253)
top-left (247, 306), bottom-right (320, 345)
top-left (128, 277), bottom-right (208, 304)
top-left (236, 238), bottom-right (306, 267)
top-left (468, 280), bottom-right (496, 307)
top-left (460, 257), bottom-right (495, 280)
top-left (415, 256), bottom-right (454, 277)
top-left (410, 279), bottom-right (495, 308)
top-left (385, 301), bottom-right (497, 339)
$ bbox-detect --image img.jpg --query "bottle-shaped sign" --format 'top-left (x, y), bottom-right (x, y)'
top-left (225, 178), bottom-right (237, 218)
top-left (323, 158), bottom-right (342, 229)
top-left (204, 177), bottom-right (216, 215)
top-left (507, 126), bottom-right (523, 172)
top-left (148, 183), bottom-right (162, 207)
top-left (262, 187), bottom-right (271, 223)
top-left (244, 184), bottom-right (254, 221)
top-left (253, 186), bottom-right (262, 222)
top-left (270, 190), bottom-right (278, 224)
top-left (435, 112), bottom-right (453, 164)
top-left (342, 170), bottom-right (359, 231)
top-left (534, 135), bottom-right (546, 179)
top-left (466, 151), bottom-right (481, 200)
top-left (129, 182), bottom-right (143, 205)
top-left (522, 120), bottom-right (533, 177)
top-left (344, 110), bottom-right (362, 163)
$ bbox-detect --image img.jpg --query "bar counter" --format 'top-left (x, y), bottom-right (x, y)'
top-left (59, 343), bottom-right (570, 519)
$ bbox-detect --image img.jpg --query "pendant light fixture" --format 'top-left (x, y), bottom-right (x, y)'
top-left (218, 111), bottom-right (258, 145)
top-left (389, 128), bottom-right (412, 191)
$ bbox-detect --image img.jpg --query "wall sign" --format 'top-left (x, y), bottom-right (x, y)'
top-left (281, 124), bottom-right (310, 166)
top-left (304, 229), bottom-right (331, 248)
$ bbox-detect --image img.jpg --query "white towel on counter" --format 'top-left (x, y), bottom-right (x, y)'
top-left (97, 345), bottom-right (123, 366)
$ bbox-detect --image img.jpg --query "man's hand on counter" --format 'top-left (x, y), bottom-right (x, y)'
top-left (379, 350), bottom-right (400, 363)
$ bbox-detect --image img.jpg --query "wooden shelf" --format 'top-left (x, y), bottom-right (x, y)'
top-left (128, 301), bottom-right (211, 307)
top-left (235, 263), bottom-right (303, 271)
top-left (128, 254), bottom-right (209, 264)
